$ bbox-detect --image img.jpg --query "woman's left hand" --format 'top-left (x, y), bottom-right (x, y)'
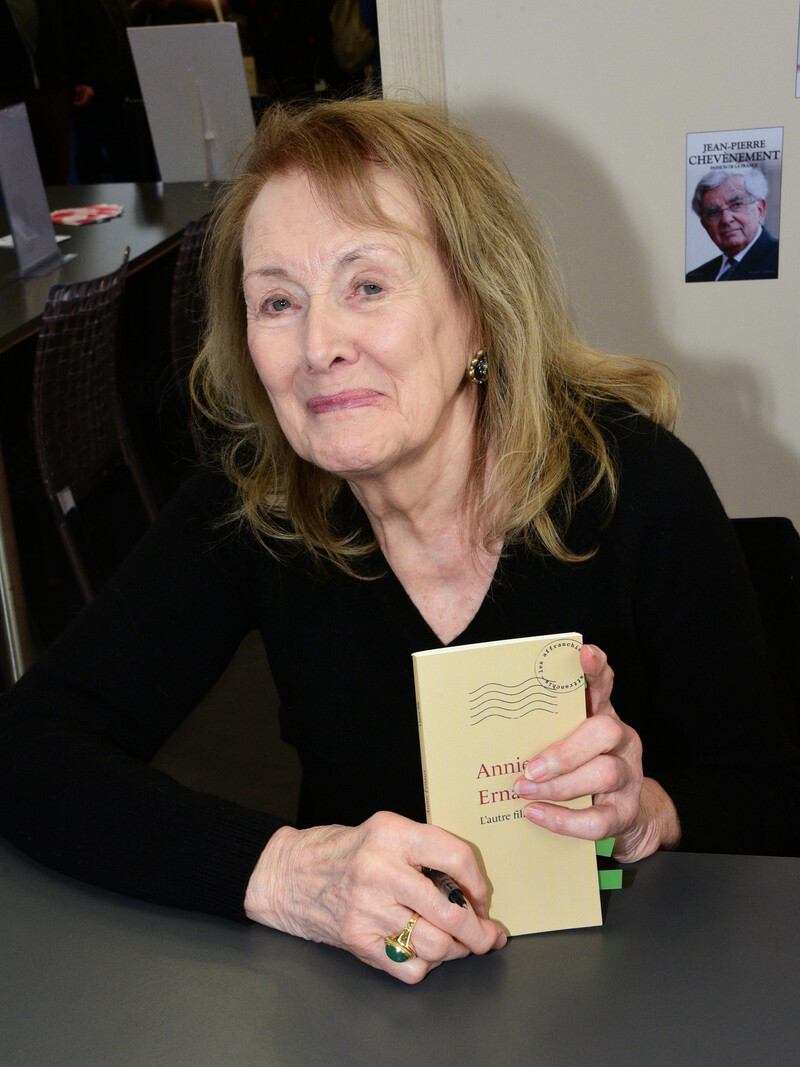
top-left (514, 644), bottom-right (680, 862)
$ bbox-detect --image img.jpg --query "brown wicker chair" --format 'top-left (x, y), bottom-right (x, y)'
top-left (169, 217), bottom-right (209, 457)
top-left (32, 251), bottom-right (157, 603)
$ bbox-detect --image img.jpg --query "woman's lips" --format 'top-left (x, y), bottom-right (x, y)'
top-left (307, 390), bottom-right (382, 413)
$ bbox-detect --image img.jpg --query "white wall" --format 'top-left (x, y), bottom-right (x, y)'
top-left (378, 1), bottom-right (800, 528)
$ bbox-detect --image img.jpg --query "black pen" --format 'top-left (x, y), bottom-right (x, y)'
top-left (423, 867), bottom-right (468, 908)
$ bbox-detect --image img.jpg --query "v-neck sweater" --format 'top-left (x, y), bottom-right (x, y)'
top-left (1, 410), bottom-right (798, 921)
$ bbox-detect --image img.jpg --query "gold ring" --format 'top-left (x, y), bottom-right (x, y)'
top-left (384, 912), bottom-right (420, 963)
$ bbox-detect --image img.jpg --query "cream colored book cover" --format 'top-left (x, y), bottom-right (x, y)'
top-left (413, 632), bottom-right (602, 936)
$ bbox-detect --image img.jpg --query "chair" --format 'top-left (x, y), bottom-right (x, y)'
top-left (32, 251), bottom-right (157, 603)
top-left (169, 217), bottom-right (209, 457)
top-left (732, 516), bottom-right (800, 748)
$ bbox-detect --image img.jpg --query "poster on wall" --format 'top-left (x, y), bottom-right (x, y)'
top-left (685, 126), bottom-right (783, 282)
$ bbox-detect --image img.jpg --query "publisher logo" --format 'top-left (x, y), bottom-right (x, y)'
top-left (535, 639), bottom-right (583, 693)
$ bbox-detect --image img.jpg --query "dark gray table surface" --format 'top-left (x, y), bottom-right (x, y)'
top-left (1, 840), bottom-right (798, 1067)
top-left (0, 182), bottom-right (213, 354)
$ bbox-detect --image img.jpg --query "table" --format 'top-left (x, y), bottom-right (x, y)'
top-left (0, 183), bottom-right (212, 685)
top-left (0, 182), bottom-right (212, 353)
top-left (1, 843), bottom-right (798, 1066)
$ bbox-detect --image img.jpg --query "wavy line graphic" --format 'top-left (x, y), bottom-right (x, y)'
top-left (468, 677), bottom-right (559, 724)
top-left (470, 698), bottom-right (557, 717)
top-left (470, 676), bottom-right (540, 697)
top-left (470, 685), bottom-right (555, 710)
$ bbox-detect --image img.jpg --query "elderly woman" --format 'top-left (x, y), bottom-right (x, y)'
top-left (0, 98), bottom-right (797, 984)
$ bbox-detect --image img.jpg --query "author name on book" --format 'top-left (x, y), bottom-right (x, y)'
top-left (476, 757), bottom-right (527, 808)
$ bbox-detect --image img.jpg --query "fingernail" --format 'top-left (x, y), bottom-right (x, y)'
top-left (525, 805), bottom-right (546, 822)
top-left (515, 778), bottom-right (538, 797)
top-left (524, 759), bottom-right (546, 781)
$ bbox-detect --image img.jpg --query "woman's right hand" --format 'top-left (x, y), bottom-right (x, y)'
top-left (244, 811), bottom-right (506, 984)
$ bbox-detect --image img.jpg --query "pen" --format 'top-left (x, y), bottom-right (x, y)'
top-left (423, 867), bottom-right (468, 908)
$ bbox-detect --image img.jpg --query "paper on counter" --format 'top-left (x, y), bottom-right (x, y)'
top-left (50, 204), bottom-right (124, 226)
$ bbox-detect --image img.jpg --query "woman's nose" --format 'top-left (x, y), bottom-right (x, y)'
top-left (303, 300), bottom-right (355, 371)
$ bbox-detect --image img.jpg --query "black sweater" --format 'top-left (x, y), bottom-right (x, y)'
top-left (1, 412), bottom-right (798, 921)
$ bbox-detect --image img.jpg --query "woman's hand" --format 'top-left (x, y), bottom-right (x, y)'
top-left (514, 645), bottom-right (680, 862)
top-left (244, 811), bottom-right (506, 984)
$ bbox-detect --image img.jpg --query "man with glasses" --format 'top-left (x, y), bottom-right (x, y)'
top-left (686, 168), bottom-right (779, 282)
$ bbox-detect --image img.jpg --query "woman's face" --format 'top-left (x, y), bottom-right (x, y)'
top-left (241, 168), bottom-right (480, 484)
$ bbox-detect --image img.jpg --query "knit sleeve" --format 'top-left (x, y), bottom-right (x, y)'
top-left (0, 468), bottom-right (287, 920)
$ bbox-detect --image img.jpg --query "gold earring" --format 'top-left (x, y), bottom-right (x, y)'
top-left (467, 348), bottom-right (489, 384)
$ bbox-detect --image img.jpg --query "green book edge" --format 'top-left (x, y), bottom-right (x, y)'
top-left (595, 836), bottom-right (615, 858)
top-left (598, 868), bottom-right (623, 891)
top-left (595, 838), bottom-right (622, 890)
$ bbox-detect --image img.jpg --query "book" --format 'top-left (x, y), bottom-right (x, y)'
top-left (413, 632), bottom-right (602, 936)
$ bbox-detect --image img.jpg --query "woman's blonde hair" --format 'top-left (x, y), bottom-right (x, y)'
top-left (193, 96), bottom-right (677, 569)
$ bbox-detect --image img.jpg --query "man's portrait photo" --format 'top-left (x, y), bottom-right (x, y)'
top-left (686, 168), bottom-right (779, 282)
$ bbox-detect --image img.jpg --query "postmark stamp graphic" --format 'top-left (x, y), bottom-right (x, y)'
top-left (535, 639), bottom-right (583, 693)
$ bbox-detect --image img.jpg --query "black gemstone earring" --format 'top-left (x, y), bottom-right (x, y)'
top-left (467, 348), bottom-right (489, 384)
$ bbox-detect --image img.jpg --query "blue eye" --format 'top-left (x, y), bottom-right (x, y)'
top-left (267, 297), bottom-right (292, 313)
top-left (361, 283), bottom-right (383, 296)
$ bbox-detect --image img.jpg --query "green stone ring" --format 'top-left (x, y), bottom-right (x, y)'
top-left (384, 912), bottom-right (420, 962)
